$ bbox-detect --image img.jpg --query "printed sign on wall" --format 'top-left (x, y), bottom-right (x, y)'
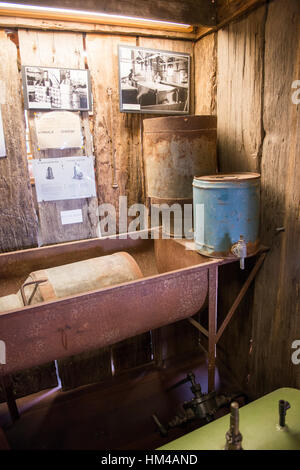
top-left (32, 156), bottom-right (97, 202)
top-left (35, 111), bottom-right (83, 150)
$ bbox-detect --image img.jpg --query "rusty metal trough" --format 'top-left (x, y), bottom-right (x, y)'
top-left (0, 232), bottom-right (219, 378)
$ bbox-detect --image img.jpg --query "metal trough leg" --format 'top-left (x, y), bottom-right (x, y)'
top-left (1, 375), bottom-right (19, 423)
top-left (208, 265), bottom-right (218, 392)
top-left (187, 252), bottom-right (267, 393)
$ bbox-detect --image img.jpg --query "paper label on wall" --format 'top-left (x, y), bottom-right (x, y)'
top-left (61, 209), bottom-right (83, 225)
top-left (0, 108), bottom-right (6, 158)
top-left (35, 111), bottom-right (83, 149)
top-left (32, 156), bottom-right (96, 202)
top-left (123, 104), bottom-right (141, 111)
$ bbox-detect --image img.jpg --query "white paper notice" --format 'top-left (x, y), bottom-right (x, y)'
top-left (0, 108), bottom-right (6, 158)
top-left (61, 209), bottom-right (83, 225)
top-left (123, 103), bottom-right (141, 111)
top-left (35, 111), bottom-right (83, 149)
top-left (32, 156), bottom-right (97, 202)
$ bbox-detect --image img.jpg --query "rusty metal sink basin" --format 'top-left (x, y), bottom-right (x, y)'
top-left (0, 231), bottom-right (220, 377)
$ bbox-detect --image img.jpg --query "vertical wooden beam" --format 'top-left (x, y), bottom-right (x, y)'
top-left (0, 375), bottom-right (19, 423)
top-left (194, 33), bottom-right (217, 115)
top-left (0, 31), bottom-right (38, 252)
top-left (217, 5), bottom-right (266, 172)
top-left (249, 0), bottom-right (300, 397)
top-left (85, 34), bottom-right (143, 234)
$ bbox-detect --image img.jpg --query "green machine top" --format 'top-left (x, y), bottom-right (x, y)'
top-left (158, 388), bottom-right (300, 451)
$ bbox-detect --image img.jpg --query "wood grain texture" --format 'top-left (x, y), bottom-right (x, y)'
top-left (85, 34), bottom-right (144, 233)
top-left (0, 32), bottom-right (38, 253)
top-left (213, 0), bottom-right (300, 397)
top-left (0, 32), bottom-right (55, 396)
top-left (194, 33), bottom-right (217, 115)
top-left (18, 30), bottom-right (99, 245)
top-left (217, 5), bottom-right (266, 172)
top-left (0, 16), bottom-right (196, 40)
top-left (217, 0), bottom-right (268, 26)
top-left (249, 0), bottom-right (300, 397)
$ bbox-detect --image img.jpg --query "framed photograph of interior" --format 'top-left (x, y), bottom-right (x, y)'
top-left (118, 45), bottom-right (190, 114)
top-left (21, 66), bottom-right (92, 111)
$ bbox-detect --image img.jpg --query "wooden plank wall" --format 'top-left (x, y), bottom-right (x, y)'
top-left (18, 30), bottom-right (99, 246)
top-left (194, 0), bottom-right (300, 397)
top-left (194, 33), bottom-right (217, 115)
top-left (217, 5), bottom-right (266, 172)
top-left (0, 32), bottom-right (38, 252)
top-left (85, 34), bottom-right (143, 235)
top-left (249, 0), bottom-right (300, 397)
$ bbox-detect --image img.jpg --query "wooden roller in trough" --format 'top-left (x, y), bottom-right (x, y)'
top-left (0, 252), bottom-right (143, 312)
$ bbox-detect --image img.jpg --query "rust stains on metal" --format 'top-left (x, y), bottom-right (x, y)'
top-left (0, 235), bottom-right (216, 376)
top-left (143, 115), bottom-right (217, 200)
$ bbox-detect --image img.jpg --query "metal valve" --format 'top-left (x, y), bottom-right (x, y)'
top-left (152, 371), bottom-right (241, 437)
top-left (225, 401), bottom-right (243, 450)
top-left (231, 235), bottom-right (247, 270)
top-left (279, 400), bottom-right (291, 428)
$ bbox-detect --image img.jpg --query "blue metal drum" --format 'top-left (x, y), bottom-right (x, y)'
top-left (193, 173), bottom-right (260, 258)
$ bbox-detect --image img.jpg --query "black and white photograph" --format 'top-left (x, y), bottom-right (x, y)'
top-left (22, 66), bottom-right (92, 111)
top-left (118, 45), bottom-right (190, 114)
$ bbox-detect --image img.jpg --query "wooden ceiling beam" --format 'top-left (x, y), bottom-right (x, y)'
top-left (195, 0), bottom-right (269, 40)
top-left (0, 0), bottom-right (217, 27)
top-left (0, 16), bottom-right (197, 40)
top-left (217, 0), bottom-right (268, 25)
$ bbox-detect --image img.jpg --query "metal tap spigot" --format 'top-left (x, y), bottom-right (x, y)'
top-left (231, 235), bottom-right (247, 270)
top-left (279, 400), bottom-right (290, 428)
top-left (225, 401), bottom-right (243, 450)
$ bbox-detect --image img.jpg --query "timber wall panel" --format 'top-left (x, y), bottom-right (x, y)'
top-left (217, 5), bottom-right (266, 172)
top-left (18, 30), bottom-right (99, 246)
top-left (194, 0), bottom-right (299, 397)
top-left (0, 31), bottom-right (38, 252)
top-left (194, 33), bottom-right (217, 115)
top-left (249, 0), bottom-right (300, 397)
top-left (211, 5), bottom-right (267, 392)
top-left (85, 34), bottom-right (144, 234)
